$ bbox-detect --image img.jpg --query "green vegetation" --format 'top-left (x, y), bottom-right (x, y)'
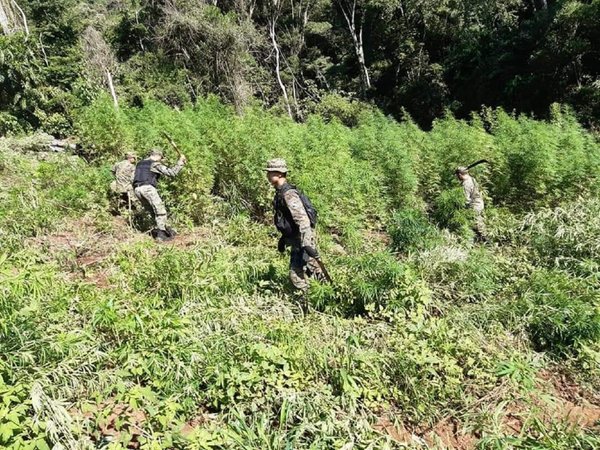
top-left (1, 99), bottom-right (599, 448)
top-left (1, 0), bottom-right (600, 133)
top-left (1, 0), bottom-right (600, 447)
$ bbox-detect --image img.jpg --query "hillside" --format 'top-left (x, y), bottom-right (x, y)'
top-left (1, 100), bottom-right (600, 449)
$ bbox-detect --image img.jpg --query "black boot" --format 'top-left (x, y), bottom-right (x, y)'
top-left (154, 229), bottom-right (173, 242)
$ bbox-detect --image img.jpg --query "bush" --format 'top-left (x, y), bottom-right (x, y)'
top-left (517, 270), bottom-right (600, 356)
top-left (350, 111), bottom-right (421, 209)
top-left (388, 208), bottom-right (442, 253)
top-left (312, 93), bottom-right (372, 127)
top-left (518, 197), bottom-right (600, 277)
top-left (431, 187), bottom-right (473, 238)
top-left (310, 251), bottom-right (431, 317)
top-left (489, 106), bottom-right (600, 208)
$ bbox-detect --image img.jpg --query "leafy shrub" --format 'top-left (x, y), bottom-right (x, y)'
top-left (350, 111), bottom-right (420, 208)
top-left (75, 94), bottom-right (134, 158)
top-left (0, 112), bottom-right (24, 135)
top-left (310, 251), bottom-right (431, 317)
top-left (0, 151), bottom-right (109, 252)
top-left (518, 198), bottom-right (600, 277)
top-left (312, 93), bottom-right (372, 127)
top-left (388, 208), bottom-right (442, 253)
top-left (517, 270), bottom-right (600, 356)
top-left (419, 113), bottom-right (496, 202)
top-left (431, 187), bottom-right (473, 237)
top-left (489, 106), bottom-right (600, 208)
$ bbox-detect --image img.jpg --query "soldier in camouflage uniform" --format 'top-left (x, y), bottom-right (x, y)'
top-left (110, 152), bottom-right (138, 213)
top-left (456, 166), bottom-right (487, 242)
top-left (133, 148), bottom-right (186, 242)
top-left (266, 158), bottom-right (323, 292)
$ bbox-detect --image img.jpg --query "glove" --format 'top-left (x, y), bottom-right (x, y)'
top-left (303, 246), bottom-right (319, 259)
top-left (277, 236), bottom-right (286, 253)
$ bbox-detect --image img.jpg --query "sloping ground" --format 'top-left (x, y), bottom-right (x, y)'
top-left (16, 214), bottom-right (600, 449)
top-left (2, 147), bottom-right (600, 449)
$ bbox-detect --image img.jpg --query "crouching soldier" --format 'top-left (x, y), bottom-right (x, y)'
top-left (456, 163), bottom-right (487, 242)
top-left (266, 158), bottom-right (325, 293)
top-left (110, 152), bottom-right (138, 214)
top-left (133, 148), bottom-right (186, 242)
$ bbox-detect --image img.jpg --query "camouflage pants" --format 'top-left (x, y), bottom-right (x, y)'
top-left (286, 234), bottom-right (323, 292)
top-left (472, 202), bottom-right (486, 240)
top-left (134, 185), bottom-right (168, 231)
top-left (113, 189), bottom-right (138, 209)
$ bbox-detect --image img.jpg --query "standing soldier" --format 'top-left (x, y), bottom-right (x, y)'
top-left (110, 152), bottom-right (137, 214)
top-left (133, 148), bottom-right (186, 242)
top-left (455, 161), bottom-right (488, 242)
top-left (266, 158), bottom-right (324, 294)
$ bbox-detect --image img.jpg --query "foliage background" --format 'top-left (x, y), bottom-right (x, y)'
top-left (1, 0), bottom-right (600, 448)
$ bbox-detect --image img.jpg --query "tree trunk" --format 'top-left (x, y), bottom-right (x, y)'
top-left (269, 18), bottom-right (293, 119)
top-left (0, 0), bottom-right (20, 34)
top-left (105, 69), bottom-right (119, 109)
top-left (0, 2), bottom-right (10, 34)
top-left (10, 0), bottom-right (27, 35)
top-left (338, 0), bottom-right (371, 94)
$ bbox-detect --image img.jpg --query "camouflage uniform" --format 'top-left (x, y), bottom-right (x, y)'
top-left (460, 174), bottom-right (487, 239)
top-left (268, 158), bottom-right (323, 292)
top-left (110, 156), bottom-right (138, 212)
top-left (279, 186), bottom-right (323, 291)
top-left (133, 156), bottom-right (184, 231)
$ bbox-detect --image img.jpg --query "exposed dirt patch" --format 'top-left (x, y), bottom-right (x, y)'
top-left (374, 415), bottom-right (478, 449)
top-left (163, 227), bottom-right (212, 248)
top-left (74, 401), bottom-right (147, 449)
top-left (539, 369), bottom-right (600, 405)
top-left (373, 416), bottom-right (414, 444)
top-left (180, 412), bottom-right (219, 436)
top-left (377, 378), bottom-right (600, 450)
top-left (427, 418), bottom-right (477, 450)
top-left (26, 215), bottom-right (148, 287)
top-left (538, 369), bottom-right (600, 429)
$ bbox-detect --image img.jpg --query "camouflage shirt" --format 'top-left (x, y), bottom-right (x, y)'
top-left (150, 160), bottom-right (185, 178)
top-left (461, 175), bottom-right (484, 209)
top-left (282, 188), bottom-right (313, 247)
top-left (111, 160), bottom-right (136, 193)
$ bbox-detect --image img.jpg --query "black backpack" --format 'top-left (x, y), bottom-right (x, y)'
top-left (274, 184), bottom-right (318, 236)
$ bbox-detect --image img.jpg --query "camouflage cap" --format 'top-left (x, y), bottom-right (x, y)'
top-left (126, 152), bottom-right (137, 159)
top-left (265, 158), bottom-right (288, 173)
top-left (455, 166), bottom-right (469, 175)
top-left (149, 148), bottom-right (164, 157)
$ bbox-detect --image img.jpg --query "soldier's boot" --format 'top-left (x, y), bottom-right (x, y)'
top-left (154, 229), bottom-right (174, 242)
top-left (474, 230), bottom-right (488, 244)
top-left (165, 227), bottom-right (177, 238)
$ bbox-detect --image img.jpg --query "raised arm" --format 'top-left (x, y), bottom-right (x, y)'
top-left (150, 159), bottom-right (185, 177)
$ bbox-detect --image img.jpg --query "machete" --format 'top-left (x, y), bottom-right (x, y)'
top-left (314, 258), bottom-right (332, 284)
top-left (304, 246), bottom-right (332, 284)
top-left (161, 131), bottom-right (183, 159)
top-left (466, 159), bottom-right (489, 170)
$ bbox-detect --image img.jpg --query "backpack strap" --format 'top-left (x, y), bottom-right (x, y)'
top-left (279, 183), bottom-right (295, 195)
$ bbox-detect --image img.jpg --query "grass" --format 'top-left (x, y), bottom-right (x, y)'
top-left (1, 103), bottom-right (600, 449)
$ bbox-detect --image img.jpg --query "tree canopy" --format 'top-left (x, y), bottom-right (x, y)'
top-left (1, 0), bottom-right (599, 133)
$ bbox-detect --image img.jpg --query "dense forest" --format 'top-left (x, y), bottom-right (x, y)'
top-left (1, 0), bottom-right (600, 449)
top-left (1, 0), bottom-right (599, 133)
